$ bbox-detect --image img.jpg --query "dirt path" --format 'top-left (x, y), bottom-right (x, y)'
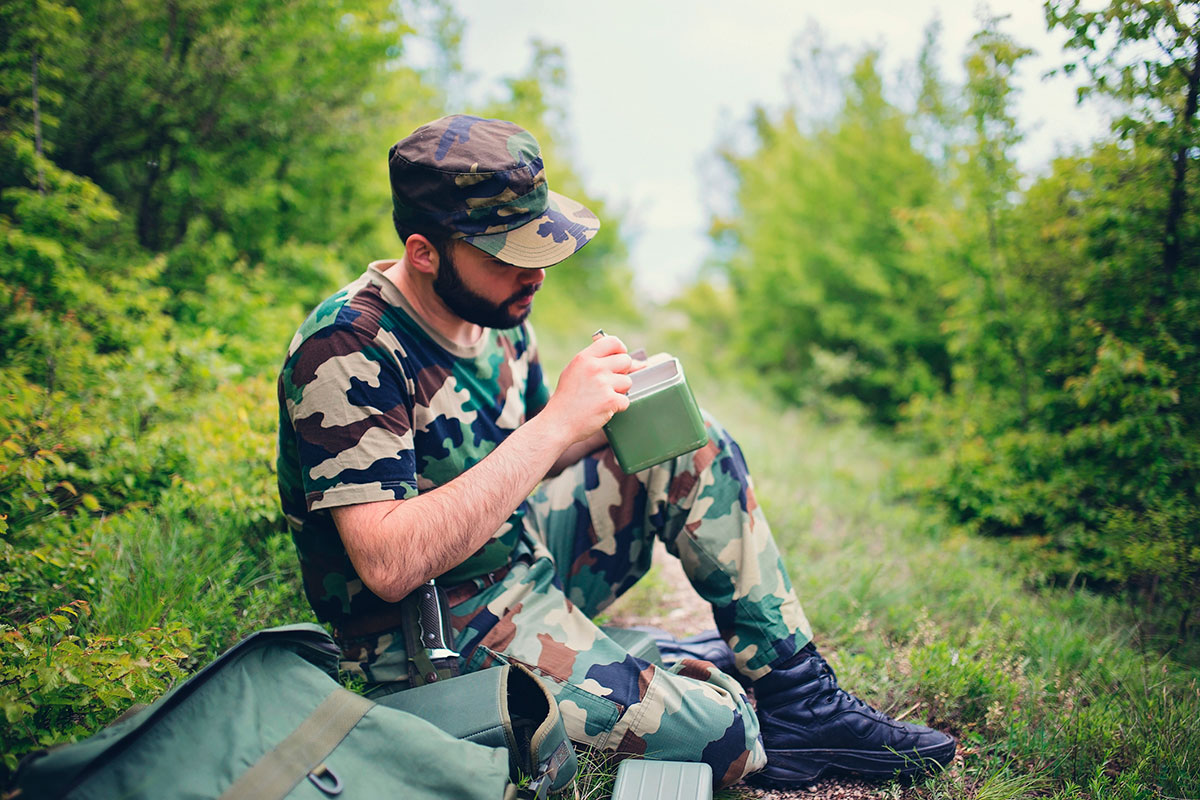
top-left (603, 542), bottom-right (939, 800)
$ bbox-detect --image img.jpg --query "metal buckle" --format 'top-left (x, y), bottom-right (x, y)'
top-left (307, 763), bottom-right (343, 796)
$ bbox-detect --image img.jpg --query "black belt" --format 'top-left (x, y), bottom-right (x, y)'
top-left (443, 562), bottom-right (517, 606)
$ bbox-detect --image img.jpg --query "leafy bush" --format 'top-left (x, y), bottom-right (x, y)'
top-left (0, 0), bottom-right (645, 789)
top-left (0, 602), bottom-right (192, 774)
top-left (902, 139), bottom-right (1200, 633)
top-left (708, 9), bottom-right (1200, 630)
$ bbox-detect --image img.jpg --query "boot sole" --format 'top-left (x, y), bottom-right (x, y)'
top-left (747, 738), bottom-right (957, 788)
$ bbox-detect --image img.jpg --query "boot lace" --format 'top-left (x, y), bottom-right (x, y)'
top-left (805, 646), bottom-right (870, 713)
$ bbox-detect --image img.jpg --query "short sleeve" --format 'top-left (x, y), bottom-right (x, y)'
top-left (280, 324), bottom-right (420, 511)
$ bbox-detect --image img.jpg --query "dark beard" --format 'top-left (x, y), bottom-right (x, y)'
top-left (432, 251), bottom-right (537, 329)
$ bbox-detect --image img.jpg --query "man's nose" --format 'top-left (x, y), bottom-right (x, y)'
top-left (520, 268), bottom-right (545, 285)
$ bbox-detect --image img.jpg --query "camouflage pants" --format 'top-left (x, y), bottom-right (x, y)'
top-left (448, 413), bottom-right (813, 787)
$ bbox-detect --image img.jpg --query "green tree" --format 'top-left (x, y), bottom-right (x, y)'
top-left (1044, 0), bottom-right (1200, 626)
top-left (905, 16), bottom-right (1044, 425)
top-left (907, 4), bottom-right (1199, 635)
top-left (1049, 0), bottom-right (1200, 286)
top-left (46, 1), bottom-right (386, 251)
top-left (9, 0), bottom-right (444, 320)
top-left (952, 20), bottom-right (1036, 416)
top-left (714, 48), bottom-right (948, 422)
top-left (0, 0), bottom-right (470, 775)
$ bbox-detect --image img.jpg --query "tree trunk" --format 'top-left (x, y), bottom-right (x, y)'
top-left (1162, 37), bottom-right (1200, 280)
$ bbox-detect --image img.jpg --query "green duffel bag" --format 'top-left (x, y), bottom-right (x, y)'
top-left (377, 660), bottom-right (576, 796)
top-left (7, 624), bottom-right (513, 800)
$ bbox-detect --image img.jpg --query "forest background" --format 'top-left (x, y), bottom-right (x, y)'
top-left (1, 1), bottom-right (1197, 798)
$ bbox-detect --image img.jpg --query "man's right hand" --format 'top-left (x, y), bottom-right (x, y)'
top-left (542, 334), bottom-right (635, 445)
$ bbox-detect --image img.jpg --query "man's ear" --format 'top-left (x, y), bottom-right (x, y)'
top-left (404, 234), bottom-right (441, 277)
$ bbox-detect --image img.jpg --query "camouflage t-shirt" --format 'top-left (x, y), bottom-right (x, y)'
top-left (276, 260), bottom-right (550, 629)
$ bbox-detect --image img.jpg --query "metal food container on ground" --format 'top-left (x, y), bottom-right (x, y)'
top-left (603, 356), bottom-right (707, 474)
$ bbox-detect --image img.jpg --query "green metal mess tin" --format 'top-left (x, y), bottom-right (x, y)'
top-left (603, 356), bottom-right (707, 474)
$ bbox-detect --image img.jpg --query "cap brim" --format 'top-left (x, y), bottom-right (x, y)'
top-left (462, 191), bottom-right (600, 268)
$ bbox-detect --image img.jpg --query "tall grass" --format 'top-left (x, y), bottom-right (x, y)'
top-left (679, 341), bottom-right (1200, 799)
top-left (0, 375), bottom-right (312, 776)
top-left (537, 313), bottom-right (1200, 797)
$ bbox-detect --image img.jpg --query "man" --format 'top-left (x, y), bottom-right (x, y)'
top-left (276, 114), bottom-right (956, 788)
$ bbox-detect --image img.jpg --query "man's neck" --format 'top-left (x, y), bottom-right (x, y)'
top-left (379, 260), bottom-right (485, 349)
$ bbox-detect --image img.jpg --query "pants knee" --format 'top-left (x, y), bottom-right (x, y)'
top-left (609, 661), bottom-right (765, 788)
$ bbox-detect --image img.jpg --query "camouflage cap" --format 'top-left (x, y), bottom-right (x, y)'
top-left (389, 115), bottom-right (600, 269)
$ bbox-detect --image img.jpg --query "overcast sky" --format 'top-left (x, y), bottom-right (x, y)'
top-left (443, 1), bottom-right (1111, 300)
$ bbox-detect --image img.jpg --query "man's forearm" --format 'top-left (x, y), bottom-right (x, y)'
top-left (333, 412), bottom-right (571, 602)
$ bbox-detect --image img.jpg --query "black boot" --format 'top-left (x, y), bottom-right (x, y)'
top-left (749, 641), bottom-right (956, 787)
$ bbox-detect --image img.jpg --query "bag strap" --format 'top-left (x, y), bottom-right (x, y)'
top-left (219, 687), bottom-right (373, 800)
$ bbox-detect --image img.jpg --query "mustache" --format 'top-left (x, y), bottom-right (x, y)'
top-left (506, 282), bottom-right (542, 304)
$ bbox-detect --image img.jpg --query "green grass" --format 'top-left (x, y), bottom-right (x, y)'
top-left (0, 375), bottom-right (312, 776)
top-left (529, 314), bottom-right (1200, 798)
top-left (4, 314), bottom-right (1198, 797)
top-left (77, 376), bottom-right (315, 653)
top-left (684, 361), bottom-right (1200, 798)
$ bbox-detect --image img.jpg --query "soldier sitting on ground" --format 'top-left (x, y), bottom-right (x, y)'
top-left (275, 114), bottom-right (957, 788)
